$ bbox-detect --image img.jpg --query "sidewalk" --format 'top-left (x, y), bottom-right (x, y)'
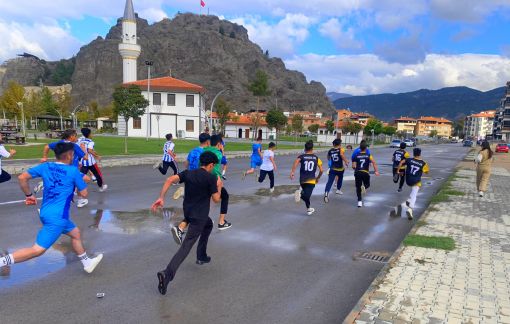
top-left (350, 162), bottom-right (510, 323)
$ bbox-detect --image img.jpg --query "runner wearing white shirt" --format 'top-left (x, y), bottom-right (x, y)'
top-left (154, 134), bottom-right (178, 176)
top-left (79, 128), bottom-right (107, 192)
top-left (0, 134), bottom-right (16, 184)
top-left (258, 142), bottom-right (277, 192)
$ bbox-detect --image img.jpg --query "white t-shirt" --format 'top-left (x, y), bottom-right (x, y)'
top-left (260, 150), bottom-right (275, 171)
top-left (0, 145), bottom-right (11, 174)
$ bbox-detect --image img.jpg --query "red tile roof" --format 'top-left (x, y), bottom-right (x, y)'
top-left (418, 116), bottom-right (452, 123)
top-left (395, 117), bottom-right (417, 122)
top-left (226, 115), bottom-right (268, 126)
top-left (124, 76), bottom-right (205, 93)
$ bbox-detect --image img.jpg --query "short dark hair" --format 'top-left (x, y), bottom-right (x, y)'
top-left (304, 140), bottom-right (314, 152)
top-left (210, 134), bottom-right (221, 147)
top-left (54, 142), bottom-right (75, 160)
top-left (400, 142), bottom-right (407, 149)
top-left (200, 151), bottom-right (219, 166)
top-left (165, 134), bottom-right (173, 141)
top-left (360, 142), bottom-right (368, 151)
top-left (360, 140), bottom-right (367, 145)
top-left (199, 133), bottom-right (211, 144)
top-left (413, 148), bottom-right (422, 156)
top-left (61, 129), bottom-right (77, 140)
top-left (333, 139), bottom-right (341, 146)
top-left (268, 142), bottom-right (276, 148)
top-left (81, 128), bottom-right (91, 138)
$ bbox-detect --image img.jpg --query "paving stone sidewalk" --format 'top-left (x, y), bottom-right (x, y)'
top-left (352, 166), bottom-right (510, 324)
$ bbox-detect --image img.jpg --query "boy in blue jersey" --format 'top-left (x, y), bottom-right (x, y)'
top-left (0, 143), bottom-right (103, 273)
top-left (39, 129), bottom-right (89, 208)
top-left (352, 141), bottom-right (380, 208)
top-left (242, 136), bottom-right (263, 179)
top-left (324, 138), bottom-right (349, 203)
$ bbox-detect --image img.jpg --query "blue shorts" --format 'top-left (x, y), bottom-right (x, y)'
top-left (221, 156), bottom-right (228, 165)
top-left (36, 217), bottom-right (76, 249)
top-left (250, 157), bottom-right (262, 169)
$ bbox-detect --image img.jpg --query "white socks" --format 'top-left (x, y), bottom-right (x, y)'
top-left (0, 254), bottom-right (14, 266)
top-left (78, 253), bottom-right (92, 268)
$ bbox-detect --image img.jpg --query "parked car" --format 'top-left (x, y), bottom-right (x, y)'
top-left (463, 140), bottom-right (474, 147)
top-left (404, 139), bottom-right (415, 147)
top-left (495, 143), bottom-right (509, 153)
top-left (390, 139), bottom-right (401, 148)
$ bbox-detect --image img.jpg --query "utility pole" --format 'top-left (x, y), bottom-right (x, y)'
top-left (145, 60), bottom-right (153, 141)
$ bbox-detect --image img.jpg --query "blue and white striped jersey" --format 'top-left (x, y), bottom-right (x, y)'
top-left (79, 137), bottom-right (96, 166)
top-left (162, 141), bottom-right (175, 162)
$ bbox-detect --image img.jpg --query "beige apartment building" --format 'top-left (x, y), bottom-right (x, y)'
top-left (394, 117), bottom-right (418, 135)
top-left (415, 116), bottom-right (453, 137)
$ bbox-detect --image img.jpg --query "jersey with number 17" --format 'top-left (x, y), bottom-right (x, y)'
top-left (405, 158), bottom-right (429, 186)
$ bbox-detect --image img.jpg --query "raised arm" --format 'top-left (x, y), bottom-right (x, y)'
top-left (41, 145), bottom-right (50, 162)
top-left (151, 174), bottom-right (181, 210)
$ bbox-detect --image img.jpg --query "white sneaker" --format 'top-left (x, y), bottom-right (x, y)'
top-left (77, 199), bottom-right (88, 208)
top-left (336, 190), bottom-right (343, 195)
top-left (406, 208), bottom-right (414, 220)
top-left (173, 187), bottom-right (184, 200)
top-left (153, 162), bottom-right (162, 170)
top-left (327, 168), bottom-right (330, 175)
top-left (269, 187), bottom-right (275, 193)
top-left (99, 184), bottom-right (108, 192)
top-left (357, 201), bottom-right (363, 208)
top-left (34, 181), bottom-right (44, 194)
top-left (84, 254), bottom-right (103, 274)
top-left (92, 176), bottom-right (97, 183)
top-left (307, 208), bottom-right (315, 216)
top-left (479, 191), bottom-right (484, 197)
top-left (324, 193), bottom-right (329, 203)
top-left (294, 189), bottom-right (301, 203)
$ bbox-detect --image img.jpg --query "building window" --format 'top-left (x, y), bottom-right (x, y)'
top-left (153, 93), bottom-right (161, 106)
top-left (167, 94), bottom-right (176, 106)
top-left (186, 120), bottom-right (194, 132)
top-left (133, 117), bottom-right (142, 129)
top-left (186, 95), bottom-right (195, 107)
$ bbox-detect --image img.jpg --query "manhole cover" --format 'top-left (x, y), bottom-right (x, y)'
top-left (357, 252), bottom-right (390, 263)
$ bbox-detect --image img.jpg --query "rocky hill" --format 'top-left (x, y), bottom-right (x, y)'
top-left (0, 13), bottom-right (333, 114)
top-left (334, 86), bottom-right (506, 121)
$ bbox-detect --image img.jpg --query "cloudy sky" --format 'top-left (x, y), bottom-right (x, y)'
top-left (1, 0), bottom-right (509, 95)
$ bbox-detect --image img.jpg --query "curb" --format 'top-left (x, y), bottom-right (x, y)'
top-left (343, 150), bottom-right (471, 323)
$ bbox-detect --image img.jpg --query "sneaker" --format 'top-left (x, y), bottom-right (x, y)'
top-left (221, 175), bottom-right (227, 181)
top-left (171, 226), bottom-right (184, 245)
top-left (157, 271), bottom-right (168, 295)
top-left (196, 256), bottom-right (211, 265)
top-left (357, 201), bottom-right (363, 208)
top-left (397, 188), bottom-right (402, 193)
top-left (405, 200), bottom-right (410, 207)
top-left (324, 193), bottom-right (329, 203)
top-left (479, 191), bottom-right (484, 197)
top-left (99, 184), bottom-right (108, 192)
top-left (294, 189), bottom-right (301, 203)
top-left (327, 168), bottom-right (330, 175)
top-left (173, 187), bottom-right (184, 200)
top-left (84, 254), bottom-right (103, 273)
top-left (92, 176), bottom-right (97, 183)
top-left (34, 181), bottom-right (44, 194)
top-left (269, 187), bottom-right (275, 193)
top-left (397, 204), bottom-right (403, 217)
top-left (77, 199), bottom-right (88, 208)
top-left (153, 162), bottom-right (162, 170)
top-left (406, 208), bottom-right (414, 220)
top-left (307, 208), bottom-right (315, 216)
top-left (335, 190), bottom-right (343, 195)
top-left (218, 221), bottom-right (232, 231)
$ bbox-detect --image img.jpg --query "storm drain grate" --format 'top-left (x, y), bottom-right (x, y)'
top-left (358, 252), bottom-right (390, 263)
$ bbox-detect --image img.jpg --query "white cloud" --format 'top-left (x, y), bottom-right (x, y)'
top-left (430, 0), bottom-right (510, 22)
top-left (285, 53), bottom-right (510, 95)
top-left (0, 19), bottom-right (81, 62)
top-left (318, 18), bottom-right (363, 50)
top-left (231, 14), bottom-right (316, 58)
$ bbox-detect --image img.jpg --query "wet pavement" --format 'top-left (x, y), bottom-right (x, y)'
top-left (0, 144), bottom-right (469, 323)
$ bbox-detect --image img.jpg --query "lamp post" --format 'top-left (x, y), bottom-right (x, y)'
top-left (371, 128), bottom-right (375, 148)
top-left (209, 89), bottom-right (229, 133)
top-left (71, 104), bottom-right (84, 129)
top-left (17, 102), bottom-right (26, 137)
top-left (145, 60), bottom-right (153, 141)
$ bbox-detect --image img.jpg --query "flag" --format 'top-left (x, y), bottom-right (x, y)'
top-left (200, 0), bottom-right (206, 7)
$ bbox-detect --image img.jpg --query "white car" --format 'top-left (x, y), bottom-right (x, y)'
top-left (404, 139), bottom-right (415, 147)
top-left (390, 140), bottom-right (401, 148)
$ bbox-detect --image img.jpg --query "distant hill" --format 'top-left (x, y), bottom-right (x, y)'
top-left (327, 92), bottom-right (352, 101)
top-left (333, 86), bottom-right (506, 121)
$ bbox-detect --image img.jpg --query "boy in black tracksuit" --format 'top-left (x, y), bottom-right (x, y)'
top-left (352, 141), bottom-right (380, 208)
top-left (392, 142), bottom-right (410, 192)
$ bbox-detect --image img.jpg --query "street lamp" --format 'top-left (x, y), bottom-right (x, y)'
top-left (145, 60), bottom-right (154, 141)
top-left (71, 104), bottom-right (84, 129)
top-left (209, 89), bottom-right (229, 133)
top-left (17, 102), bottom-right (26, 137)
top-left (371, 128), bottom-right (375, 148)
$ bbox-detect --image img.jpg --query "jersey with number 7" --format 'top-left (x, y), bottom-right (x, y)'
top-left (352, 152), bottom-right (372, 173)
top-left (405, 158), bottom-right (429, 186)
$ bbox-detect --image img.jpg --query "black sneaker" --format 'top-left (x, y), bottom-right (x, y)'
top-left (221, 175), bottom-right (227, 180)
top-left (393, 174), bottom-right (399, 183)
top-left (196, 256), bottom-right (211, 265)
top-left (406, 208), bottom-right (414, 220)
top-left (157, 271), bottom-right (168, 295)
top-left (397, 188), bottom-right (403, 193)
top-left (171, 226), bottom-right (184, 245)
top-left (405, 200), bottom-right (410, 207)
top-left (218, 221), bottom-right (232, 231)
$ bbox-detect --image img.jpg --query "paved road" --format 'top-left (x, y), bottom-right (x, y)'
top-left (0, 144), bottom-right (469, 323)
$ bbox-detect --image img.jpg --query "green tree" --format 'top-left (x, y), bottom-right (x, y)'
top-left (40, 87), bottom-right (57, 114)
top-left (429, 130), bottom-right (438, 138)
top-left (113, 85), bottom-right (149, 153)
top-left (51, 59), bottom-right (75, 85)
top-left (364, 118), bottom-right (384, 135)
top-left (265, 108), bottom-right (287, 143)
top-left (382, 126), bottom-right (397, 136)
top-left (453, 117), bottom-right (464, 137)
top-left (291, 114), bottom-right (304, 135)
top-left (308, 123), bottom-right (319, 134)
top-left (89, 101), bottom-right (100, 118)
top-left (249, 70), bottom-right (271, 138)
top-left (24, 90), bottom-right (44, 129)
top-left (325, 120), bottom-right (335, 133)
top-left (215, 98), bottom-right (231, 134)
top-left (0, 81), bottom-right (25, 117)
top-left (342, 121), bottom-right (363, 134)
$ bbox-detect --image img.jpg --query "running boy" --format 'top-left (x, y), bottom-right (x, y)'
top-left (0, 142), bottom-right (103, 273)
top-left (79, 128), bottom-right (108, 192)
top-left (243, 137), bottom-right (263, 179)
top-left (219, 134), bottom-right (228, 180)
top-left (0, 133), bottom-right (16, 184)
top-left (154, 133), bottom-right (178, 176)
top-left (399, 148), bottom-right (429, 220)
top-left (290, 140), bottom-right (323, 216)
top-left (151, 151), bottom-right (222, 295)
top-left (258, 142), bottom-right (277, 192)
top-left (392, 142), bottom-right (409, 192)
top-left (324, 138), bottom-right (349, 203)
top-left (352, 141), bottom-right (380, 208)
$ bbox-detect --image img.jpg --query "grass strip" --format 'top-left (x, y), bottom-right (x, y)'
top-left (403, 234), bottom-right (455, 251)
